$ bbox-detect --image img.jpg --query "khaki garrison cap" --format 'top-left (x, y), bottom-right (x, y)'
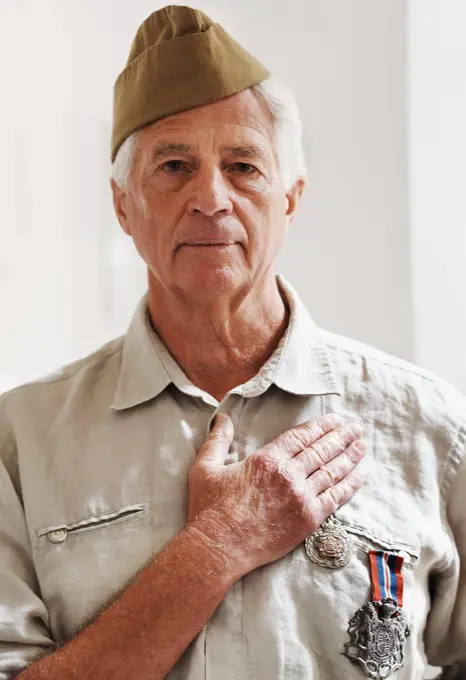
top-left (111, 5), bottom-right (271, 161)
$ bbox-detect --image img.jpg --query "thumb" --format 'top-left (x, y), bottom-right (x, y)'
top-left (197, 413), bottom-right (234, 465)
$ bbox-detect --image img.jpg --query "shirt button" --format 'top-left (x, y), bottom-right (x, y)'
top-left (47, 528), bottom-right (68, 543)
top-left (397, 550), bottom-right (411, 564)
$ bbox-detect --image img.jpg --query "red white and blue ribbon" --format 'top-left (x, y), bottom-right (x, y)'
top-left (369, 550), bottom-right (405, 607)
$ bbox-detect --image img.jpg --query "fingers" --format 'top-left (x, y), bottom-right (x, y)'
top-left (293, 422), bottom-right (363, 477)
top-left (315, 466), bottom-right (367, 518)
top-left (307, 440), bottom-right (366, 495)
top-left (196, 414), bottom-right (234, 465)
top-left (264, 413), bottom-right (345, 458)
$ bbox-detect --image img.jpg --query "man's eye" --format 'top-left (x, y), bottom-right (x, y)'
top-left (161, 160), bottom-right (188, 173)
top-left (231, 162), bottom-right (257, 174)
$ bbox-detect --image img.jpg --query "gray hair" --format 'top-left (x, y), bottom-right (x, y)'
top-left (111, 77), bottom-right (307, 190)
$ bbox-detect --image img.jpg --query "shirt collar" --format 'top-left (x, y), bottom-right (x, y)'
top-left (110, 274), bottom-right (341, 411)
top-left (110, 294), bottom-right (172, 410)
top-left (270, 276), bottom-right (341, 397)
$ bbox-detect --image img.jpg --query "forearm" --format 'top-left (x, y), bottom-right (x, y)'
top-left (17, 521), bottom-right (243, 680)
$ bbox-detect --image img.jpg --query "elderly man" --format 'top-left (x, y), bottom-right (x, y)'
top-left (0, 6), bottom-right (465, 680)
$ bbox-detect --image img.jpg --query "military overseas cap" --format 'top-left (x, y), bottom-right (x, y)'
top-left (111, 5), bottom-right (271, 162)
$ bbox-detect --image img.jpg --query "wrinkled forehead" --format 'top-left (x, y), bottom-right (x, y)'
top-left (136, 88), bottom-right (276, 159)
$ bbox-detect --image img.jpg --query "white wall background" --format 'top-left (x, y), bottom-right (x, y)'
top-left (2, 2), bottom-right (464, 676)
top-left (0, 0), bottom-right (417, 393)
top-left (409, 0), bottom-right (466, 395)
top-left (0, 1), bottom-right (465, 407)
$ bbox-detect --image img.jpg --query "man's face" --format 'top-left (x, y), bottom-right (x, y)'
top-left (112, 88), bottom-right (304, 302)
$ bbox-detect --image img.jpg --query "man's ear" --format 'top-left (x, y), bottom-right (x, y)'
top-left (285, 176), bottom-right (307, 226)
top-left (111, 179), bottom-right (131, 236)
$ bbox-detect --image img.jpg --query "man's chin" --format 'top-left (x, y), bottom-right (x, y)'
top-left (176, 266), bottom-right (244, 299)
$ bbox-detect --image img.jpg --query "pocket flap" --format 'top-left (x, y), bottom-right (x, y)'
top-left (37, 502), bottom-right (149, 541)
top-left (339, 520), bottom-right (420, 566)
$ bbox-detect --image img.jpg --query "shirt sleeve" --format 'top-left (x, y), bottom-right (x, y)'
top-left (424, 424), bottom-right (466, 670)
top-left (0, 397), bottom-right (56, 678)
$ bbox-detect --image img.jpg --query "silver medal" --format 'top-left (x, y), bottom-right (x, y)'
top-left (304, 515), bottom-right (353, 569)
top-left (343, 598), bottom-right (410, 679)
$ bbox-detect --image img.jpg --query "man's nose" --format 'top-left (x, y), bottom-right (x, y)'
top-left (186, 167), bottom-right (233, 217)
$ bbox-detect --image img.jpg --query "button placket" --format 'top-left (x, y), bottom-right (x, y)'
top-left (205, 393), bottom-right (245, 680)
top-left (206, 393), bottom-right (243, 437)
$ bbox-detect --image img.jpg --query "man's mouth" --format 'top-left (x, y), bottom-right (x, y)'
top-left (181, 241), bottom-right (237, 248)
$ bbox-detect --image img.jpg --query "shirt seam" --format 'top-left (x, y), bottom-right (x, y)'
top-left (324, 340), bottom-right (439, 385)
top-left (437, 420), bottom-right (466, 572)
top-left (439, 421), bottom-right (466, 499)
top-left (2, 343), bottom-right (123, 395)
top-left (146, 325), bottom-right (179, 388)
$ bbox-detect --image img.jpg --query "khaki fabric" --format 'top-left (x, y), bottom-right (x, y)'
top-left (0, 275), bottom-right (465, 679)
top-left (111, 5), bottom-right (270, 161)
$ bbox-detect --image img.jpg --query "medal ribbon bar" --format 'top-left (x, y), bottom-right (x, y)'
top-left (369, 550), bottom-right (405, 607)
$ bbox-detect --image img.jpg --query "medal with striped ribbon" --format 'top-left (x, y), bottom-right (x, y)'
top-left (342, 550), bottom-right (410, 679)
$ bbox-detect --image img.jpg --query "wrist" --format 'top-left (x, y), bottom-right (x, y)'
top-left (185, 513), bottom-right (252, 582)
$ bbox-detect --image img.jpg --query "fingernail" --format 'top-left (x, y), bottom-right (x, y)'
top-left (324, 413), bottom-right (342, 427)
top-left (353, 440), bottom-right (366, 454)
top-left (209, 414), bottom-right (224, 431)
top-left (348, 423), bottom-right (363, 438)
top-left (210, 413), bottom-right (233, 438)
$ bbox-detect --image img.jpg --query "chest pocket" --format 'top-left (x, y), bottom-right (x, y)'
top-left (36, 503), bottom-right (149, 542)
top-left (34, 502), bottom-right (154, 645)
top-left (287, 519), bottom-right (420, 677)
top-left (340, 520), bottom-right (420, 573)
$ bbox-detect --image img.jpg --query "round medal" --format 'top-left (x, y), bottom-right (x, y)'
top-left (304, 516), bottom-right (353, 568)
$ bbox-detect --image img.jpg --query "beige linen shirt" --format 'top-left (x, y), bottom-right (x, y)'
top-left (1, 276), bottom-right (465, 680)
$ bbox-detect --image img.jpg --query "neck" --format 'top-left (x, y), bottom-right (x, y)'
top-left (147, 274), bottom-right (289, 401)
